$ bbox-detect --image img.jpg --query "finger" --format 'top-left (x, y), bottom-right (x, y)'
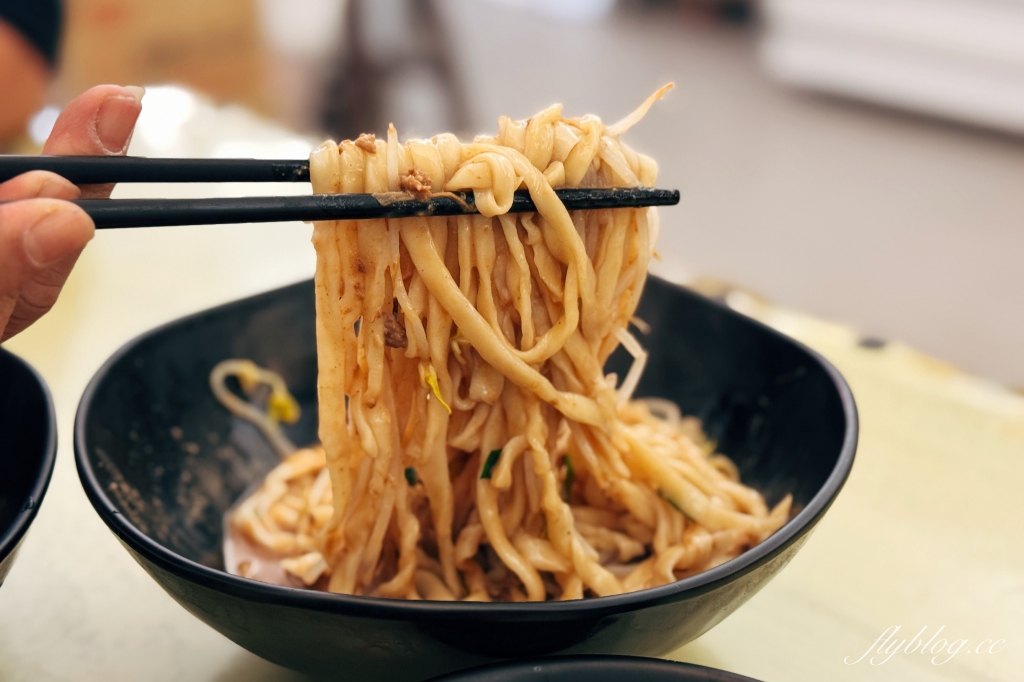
top-left (43, 85), bottom-right (144, 199)
top-left (43, 84), bottom-right (144, 156)
top-left (0, 171), bottom-right (81, 202)
top-left (1, 245), bottom-right (86, 342)
top-left (0, 199), bottom-right (94, 340)
top-left (0, 199), bottom-right (95, 299)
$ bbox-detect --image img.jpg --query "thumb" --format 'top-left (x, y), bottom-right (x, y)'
top-left (0, 199), bottom-right (95, 299)
top-left (43, 85), bottom-right (144, 157)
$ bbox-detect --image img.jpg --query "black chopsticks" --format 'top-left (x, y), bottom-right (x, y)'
top-left (0, 155), bottom-right (680, 228)
top-left (0, 156), bottom-right (311, 184)
top-left (71, 188), bottom-right (679, 229)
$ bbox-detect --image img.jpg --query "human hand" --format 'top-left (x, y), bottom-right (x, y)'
top-left (0, 85), bottom-right (143, 342)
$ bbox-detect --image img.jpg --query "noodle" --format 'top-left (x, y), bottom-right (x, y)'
top-left (220, 88), bottom-right (792, 600)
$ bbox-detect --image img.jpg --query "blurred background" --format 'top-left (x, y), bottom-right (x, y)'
top-left (3, 0), bottom-right (1024, 387)
top-left (2, 4), bottom-right (1022, 681)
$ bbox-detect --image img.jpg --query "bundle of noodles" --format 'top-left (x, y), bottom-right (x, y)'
top-left (225, 85), bottom-right (791, 601)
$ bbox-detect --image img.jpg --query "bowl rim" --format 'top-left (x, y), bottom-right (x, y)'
top-left (0, 348), bottom-right (59, 565)
top-left (74, 276), bottom-right (857, 620)
top-left (426, 654), bottom-right (761, 681)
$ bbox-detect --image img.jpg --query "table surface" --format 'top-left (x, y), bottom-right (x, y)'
top-left (1, 90), bottom-right (1021, 682)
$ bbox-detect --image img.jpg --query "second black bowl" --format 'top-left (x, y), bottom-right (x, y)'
top-left (75, 276), bottom-right (857, 680)
top-left (428, 655), bottom-right (760, 681)
top-left (1, 348), bottom-right (57, 587)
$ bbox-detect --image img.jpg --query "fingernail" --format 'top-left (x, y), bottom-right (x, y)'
top-left (23, 207), bottom-right (91, 266)
top-left (124, 85), bottom-right (146, 102)
top-left (97, 91), bottom-right (143, 153)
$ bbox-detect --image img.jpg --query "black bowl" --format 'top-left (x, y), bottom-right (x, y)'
top-left (75, 276), bottom-right (856, 681)
top-left (427, 655), bottom-right (760, 681)
top-left (0, 348), bottom-right (58, 587)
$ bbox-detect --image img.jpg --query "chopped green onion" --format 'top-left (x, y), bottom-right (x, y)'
top-left (404, 467), bottom-right (417, 487)
top-left (657, 489), bottom-right (693, 521)
top-left (480, 448), bottom-right (502, 479)
top-left (562, 455), bottom-right (575, 501)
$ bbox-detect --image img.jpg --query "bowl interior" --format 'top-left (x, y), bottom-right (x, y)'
top-left (79, 277), bottom-right (850, 571)
top-left (606, 281), bottom-right (846, 515)
top-left (0, 349), bottom-right (57, 585)
top-left (80, 282), bottom-right (319, 569)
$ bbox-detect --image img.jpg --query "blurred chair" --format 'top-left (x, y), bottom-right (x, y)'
top-left (320, 0), bottom-right (470, 140)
